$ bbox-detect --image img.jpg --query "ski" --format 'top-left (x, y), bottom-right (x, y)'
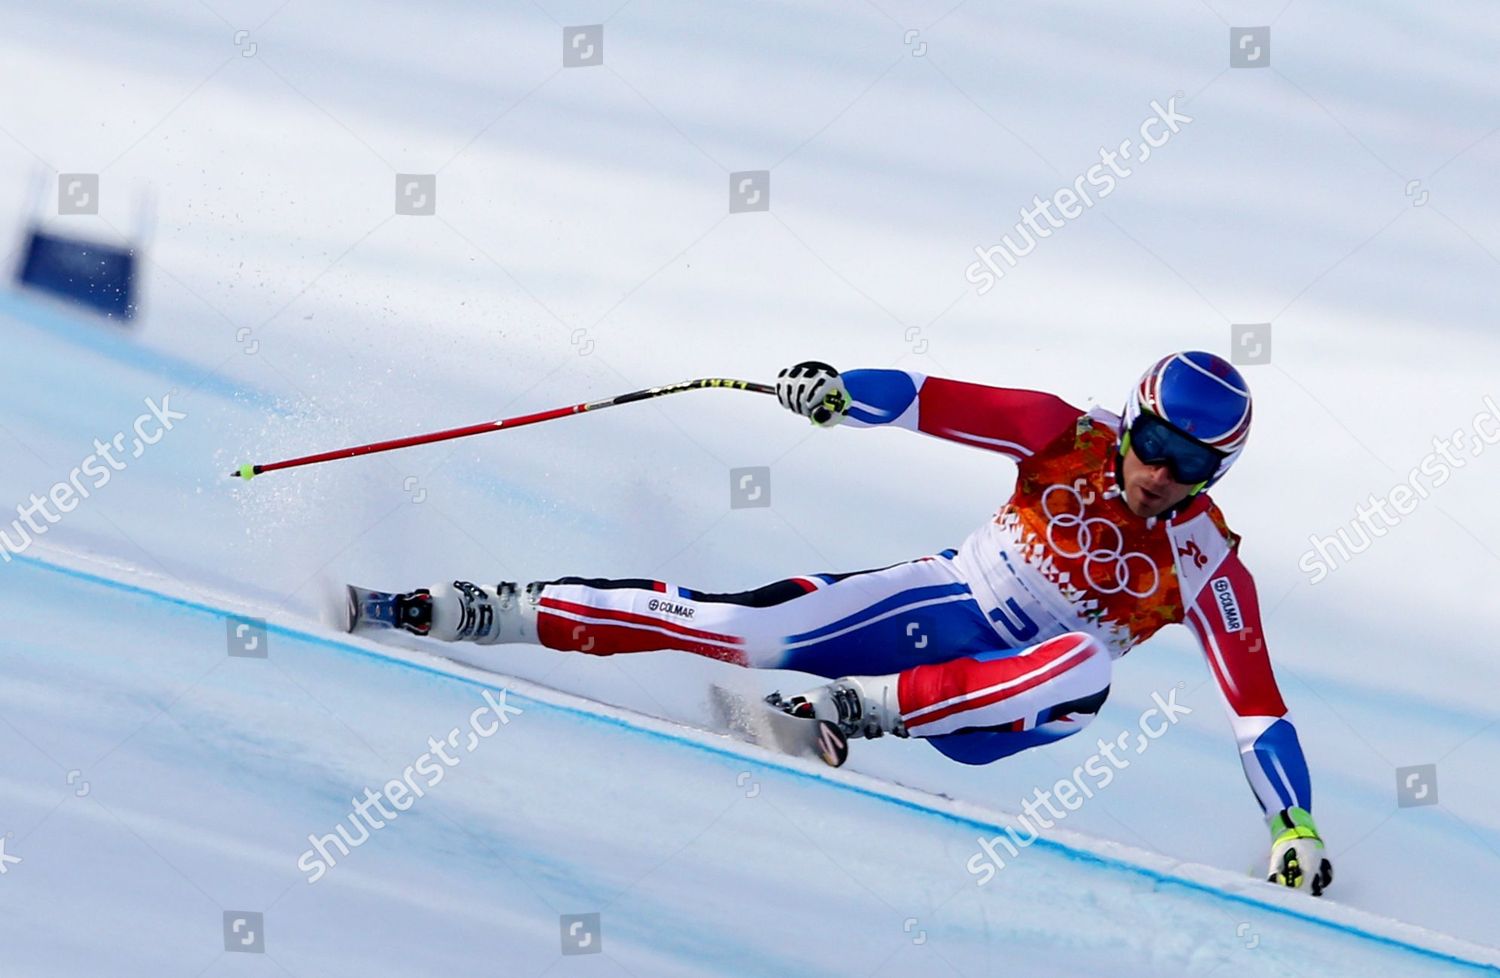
top-left (707, 684), bottom-right (850, 768)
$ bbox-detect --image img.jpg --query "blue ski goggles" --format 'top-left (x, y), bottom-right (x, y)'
top-left (1125, 412), bottom-right (1224, 485)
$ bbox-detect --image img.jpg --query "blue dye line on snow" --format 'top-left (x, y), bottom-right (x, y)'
top-left (0, 288), bottom-right (282, 410)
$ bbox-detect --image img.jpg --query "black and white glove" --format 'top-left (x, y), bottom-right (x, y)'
top-left (1266, 807), bottom-right (1334, 896)
top-left (776, 361), bottom-right (849, 427)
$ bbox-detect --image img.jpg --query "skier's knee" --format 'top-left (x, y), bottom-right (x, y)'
top-left (1048, 631), bottom-right (1111, 687)
top-left (897, 631), bottom-right (1112, 739)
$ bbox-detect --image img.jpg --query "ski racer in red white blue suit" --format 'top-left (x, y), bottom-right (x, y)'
top-left (375, 351), bottom-right (1332, 895)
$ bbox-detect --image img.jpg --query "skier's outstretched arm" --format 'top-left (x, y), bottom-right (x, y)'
top-left (775, 361), bottom-right (1081, 460)
top-left (1184, 551), bottom-right (1334, 895)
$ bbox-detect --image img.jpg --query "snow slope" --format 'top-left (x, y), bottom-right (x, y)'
top-left (2, 545), bottom-right (1497, 977)
top-left (1, 276), bottom-right (1497, 976)
top-left (2, 0), bottom-right (1498, 972)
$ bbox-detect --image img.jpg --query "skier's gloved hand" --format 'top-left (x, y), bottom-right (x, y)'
top-left (1266, 807), bottom-right (1333, 896)
top-left (776, 361), bottom-right (849, 427)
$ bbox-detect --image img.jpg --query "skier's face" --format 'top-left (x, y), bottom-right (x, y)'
top-left (1120, 447), bottom-right (1197, 518)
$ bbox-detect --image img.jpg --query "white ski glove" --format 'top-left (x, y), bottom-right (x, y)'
top-left (776, 361), bottom-right (849, 427)
top-left (1266, 807), bottom-right (1333, 896)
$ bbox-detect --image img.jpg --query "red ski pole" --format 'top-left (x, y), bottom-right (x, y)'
top-left (230, 377), bottom-right (775, 480)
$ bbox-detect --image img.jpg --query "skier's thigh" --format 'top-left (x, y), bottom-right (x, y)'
top-left (771, 556), bottom-right (1000, 677)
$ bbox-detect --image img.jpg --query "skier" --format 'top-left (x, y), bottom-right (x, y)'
top-left (354, 352), bottom-right (1332, 895)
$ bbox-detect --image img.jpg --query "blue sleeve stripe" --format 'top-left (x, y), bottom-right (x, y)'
top-left (843, 369), bottom-right (918, 426)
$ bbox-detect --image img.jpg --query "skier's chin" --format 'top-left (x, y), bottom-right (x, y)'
top-left (1125, 483), bottom-right (1174, 519)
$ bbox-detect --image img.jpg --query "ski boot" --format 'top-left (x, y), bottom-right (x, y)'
top-left (768, 675), bottom-right (908, 746)
top-left (346, 580), bottom-right (542, 643)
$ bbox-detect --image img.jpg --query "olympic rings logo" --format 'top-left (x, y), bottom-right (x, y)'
top-left (1040, 483), bottom-right (1160, 598)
